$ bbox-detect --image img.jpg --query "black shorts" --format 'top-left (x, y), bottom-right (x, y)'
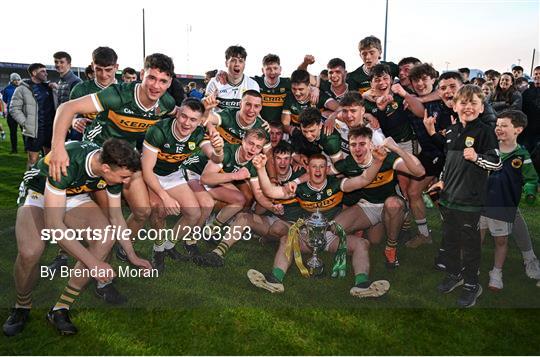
top-left (417, 152), bottom-right (444, 178)
top-left (25, 127), bottom-right (52, 153)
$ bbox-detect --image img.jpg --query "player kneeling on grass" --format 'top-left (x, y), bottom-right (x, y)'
top-left (141, 98), bottom-right (225, 273)
top-left (480, 110), bottom-right (540, 291)
top-left (247, 150), bottom-right (392, 298)
top-left (3, 139), bottom-right (151, 337)
top-left (232, 141), bottom-right (308, 243)
top-left (192, 128), bottom-right (281, 267)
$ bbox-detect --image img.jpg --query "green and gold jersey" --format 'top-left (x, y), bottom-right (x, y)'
top-left (346, 61), bottom-right (399, 94)
top-left (290, 129), bottom-right (343, 160)
top-left (23, 141), bottom-right (122, 197)
top-left (252, 76), bottom-right (291, 124)
top-left (320, 80), bottom-right (349, 101)
top-left (83, 82), bottom-right (176, 147)
top-left (333, 152), bottom-right (400, 204)
top-left (180, 151), bottom-right (209, 176)
top-left (143, 118), bottom-right (208, 176)
top-left (267, 167), bottom-right (307, 219)
top-left (282, 91), bottom-right (332, 127)
top-left (70, 79), bottom-right (114, 120)
top-left (291, 175), bottom-right (344, 221)
top-left (219, 143), bottom-right (258, 179)
top-left (216, 108), bottom-right (270, 149)
top-left (364, 94), bottom-right (413, 143)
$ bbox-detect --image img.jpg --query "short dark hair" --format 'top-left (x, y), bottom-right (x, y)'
top-left (269, 121), bottom-right (284, 130)
top-left (327, 58), bottom-right (346, 70)
top-left (513, 65), bottom-right (524, 72)
top-left (262, 54), bottom-right (280, 66)
top-left (349, 126), bottom-right (373, 140)
top-left (458, 67), bottom-right (471, 75)
top-left (181, 97), bottom-right (205, 114)
top-left (485, 69), bottom-right (501, 78)
top-left (308, 153), bottom-right (327, 163)
top-left (122, 67), bottom-right (137, 76)
top-left (340, 92), bottom-right (364, 107)
top-left (242, 89), bottom-right (262, 99)
top-left (85, 65), bottom-right (94, 77)
top-left (439, 71), bottom-right (463, 83)
top-left (409, 63), bottom-right (438, 82)
top-left (497, 109), bottom-right (527, 129)
top-left (398, 57), bottom-right (421, 67)
top-left (515, 77), bottom-right (529, 87)
top-left (92, 47), bottom-right (118, 67)
top-left (273, 141), bottom-right (293, 156)
top-left (27, 63), bottom-right (46, 76)
top-left (53, 51), bottom-right (72, 64)
top-left (244, 128), bottom-right (267, 142)
top-left (299, 107), bottom-right (323, 127)
top-left (291, 69), bottom-right (311, 85)
top-left (534, 66), bottom-right (540, 72)
top-left (225, 45), bottom-right (247, 60)
top-left (206, 69), bottom-right (218, 78)
top-left (371, 63), bottom-right (392, 78)
top-left (101, 139), bottom-right (141, 172)
top-left (144, 53), bottom-right (174, 78)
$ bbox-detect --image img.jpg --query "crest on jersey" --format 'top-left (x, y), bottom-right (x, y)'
top-left (280, 88), bottom-right (285, 93)
top-left (326, 189), bottom-right (333, 196)
top-left (188, 142), bottom-right (196, 150)
top-left (391, 101), bottom-right (399, 110)
top-left (97, 180), bottom-right (107, 189)
top-left (164, 143), bottom-right (170, 149)
top-left (512, 158), bottom-right (523, 168)
top-left (316, 193), bottom-right (321, 200)
top-left (465, 136), bottom-right (475, 148)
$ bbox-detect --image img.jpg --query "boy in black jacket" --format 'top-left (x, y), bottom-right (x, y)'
top-left (427, 85), bottom-right (502, 308)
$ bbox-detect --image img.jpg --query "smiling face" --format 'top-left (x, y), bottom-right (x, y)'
top-left (328, 66), bottom-right (346, 88)
top-left (341, 104), bottom-right (365, 128)
top-left (241, 134), bottom-right (265, 161)
top-left (140, 67), bottom-right (172, 103)
top-left (263, 62), bottom-right (281, 83)
top-left (349, 135), bottom-right (372, 165)
top-left (498, 74), bottom-right (514, 91)
top-left (175, 106), bottom-right (202, 137)
top-left (307, 158), bottom-right (327, 186)
top-left (54, 57), bottom-right (70, 76)
top-left (239, 94), bottom-right (263, 124)
top-left (291, 82), bottom-right (310, 102)
top-left (411, 74), bottom-right (435, 96)
top-left (398, 63), bottom-right (415, 87)
top-left (495, 117), bottom-right (522, 142)
top-left (300, 123), bottom-right (322, 143)
top-left (438, 78), bottom-right (462, 108)
top-left (32, 67), bottom-right (48, 83)
top-left (371, 73), bottom-right (392, 93)
top-left (269, 126), bottom-right (284, 147)
top-left (274, 152), bottom-right (292, 176)
top-left (453, 93), bottom-right (484, 123)
top-left (226, 56), bottom-right (246, 82)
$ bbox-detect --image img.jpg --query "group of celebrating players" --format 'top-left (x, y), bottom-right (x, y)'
top-left (4, 35), bottom-right (540, 337)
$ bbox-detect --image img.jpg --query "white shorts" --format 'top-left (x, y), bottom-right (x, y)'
top-left (479, 216), bottom-right (513, 237)
top-left (23, 189), bottom-right (93, 211)
top-left (157, 170), bottom-right (188, 190)
top-left (357, 199), bottom-right (385, 225)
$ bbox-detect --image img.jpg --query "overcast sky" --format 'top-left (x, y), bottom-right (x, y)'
top-left (3, 0), bottom-right (539, 77)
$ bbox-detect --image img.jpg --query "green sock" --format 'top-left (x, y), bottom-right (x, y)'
top-left (355, 273), bottom-right (369, 286)
top-left (272, 267), bottom-right (285, 282)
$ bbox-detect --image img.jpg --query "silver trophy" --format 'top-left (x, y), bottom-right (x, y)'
top-left (299, 210), bottom-right (333, 277)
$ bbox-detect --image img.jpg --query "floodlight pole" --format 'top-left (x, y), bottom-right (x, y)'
top-left (383, 0), bottom-right (389, 61)
top-left (142, 9), bottom-right (146, 62)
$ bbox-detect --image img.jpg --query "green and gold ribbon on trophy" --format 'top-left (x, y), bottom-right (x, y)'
top-left (285, 210), bottom-right (348, 278)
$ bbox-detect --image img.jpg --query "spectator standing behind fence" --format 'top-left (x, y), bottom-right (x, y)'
top-left (9, 63), bottom-right (56, 169)
top-left (50, 51), bottom-right (82, 108)
top-left (188, 81), bottom-right (203, 99)
top-left (1, 73), bottom-right (22, 153)
top-left (489, 72), bottom-right (522, 113)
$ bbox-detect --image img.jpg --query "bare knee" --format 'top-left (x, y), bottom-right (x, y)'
top-left (18, 245), bottom-right (45, 267)
top-left (384, 197), bottom-right (405, 213)
top-left (131, 206), bottom-right (152, 222)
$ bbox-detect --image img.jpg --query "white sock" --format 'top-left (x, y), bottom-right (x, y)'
top-left (153, 243), bottom-right (165, 252)
top-left (162, 240), bottom-right (175, 250)
top-left (522, 249), bottom-right (536, 263)
top-left (416, 219), bottom-right (429, 236)
top-left (492, 267), bottom-right (502, 274)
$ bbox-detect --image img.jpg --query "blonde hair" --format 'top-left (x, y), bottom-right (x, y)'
top-left (453, 84), bottom-right (485, 103)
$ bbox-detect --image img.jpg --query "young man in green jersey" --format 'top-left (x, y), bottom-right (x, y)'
top-left (47, 53), bottom-right (177, 276)
top-left (347, 35), bottom-right (399, 94)
top-left (142, 98), bottom-right (225, 272)
top-left (47, 46), bottom-right (121, 275)
top-left (191, 128), bottom-right (281, 267)
top-left (330, 127), bottom-right (425, 269)
top-left (3, 139), bottom-right (151, 337)
top-left (247, 150), bottom-right (390, 298)
top-left (281, 70), bottom-right (338, 133)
